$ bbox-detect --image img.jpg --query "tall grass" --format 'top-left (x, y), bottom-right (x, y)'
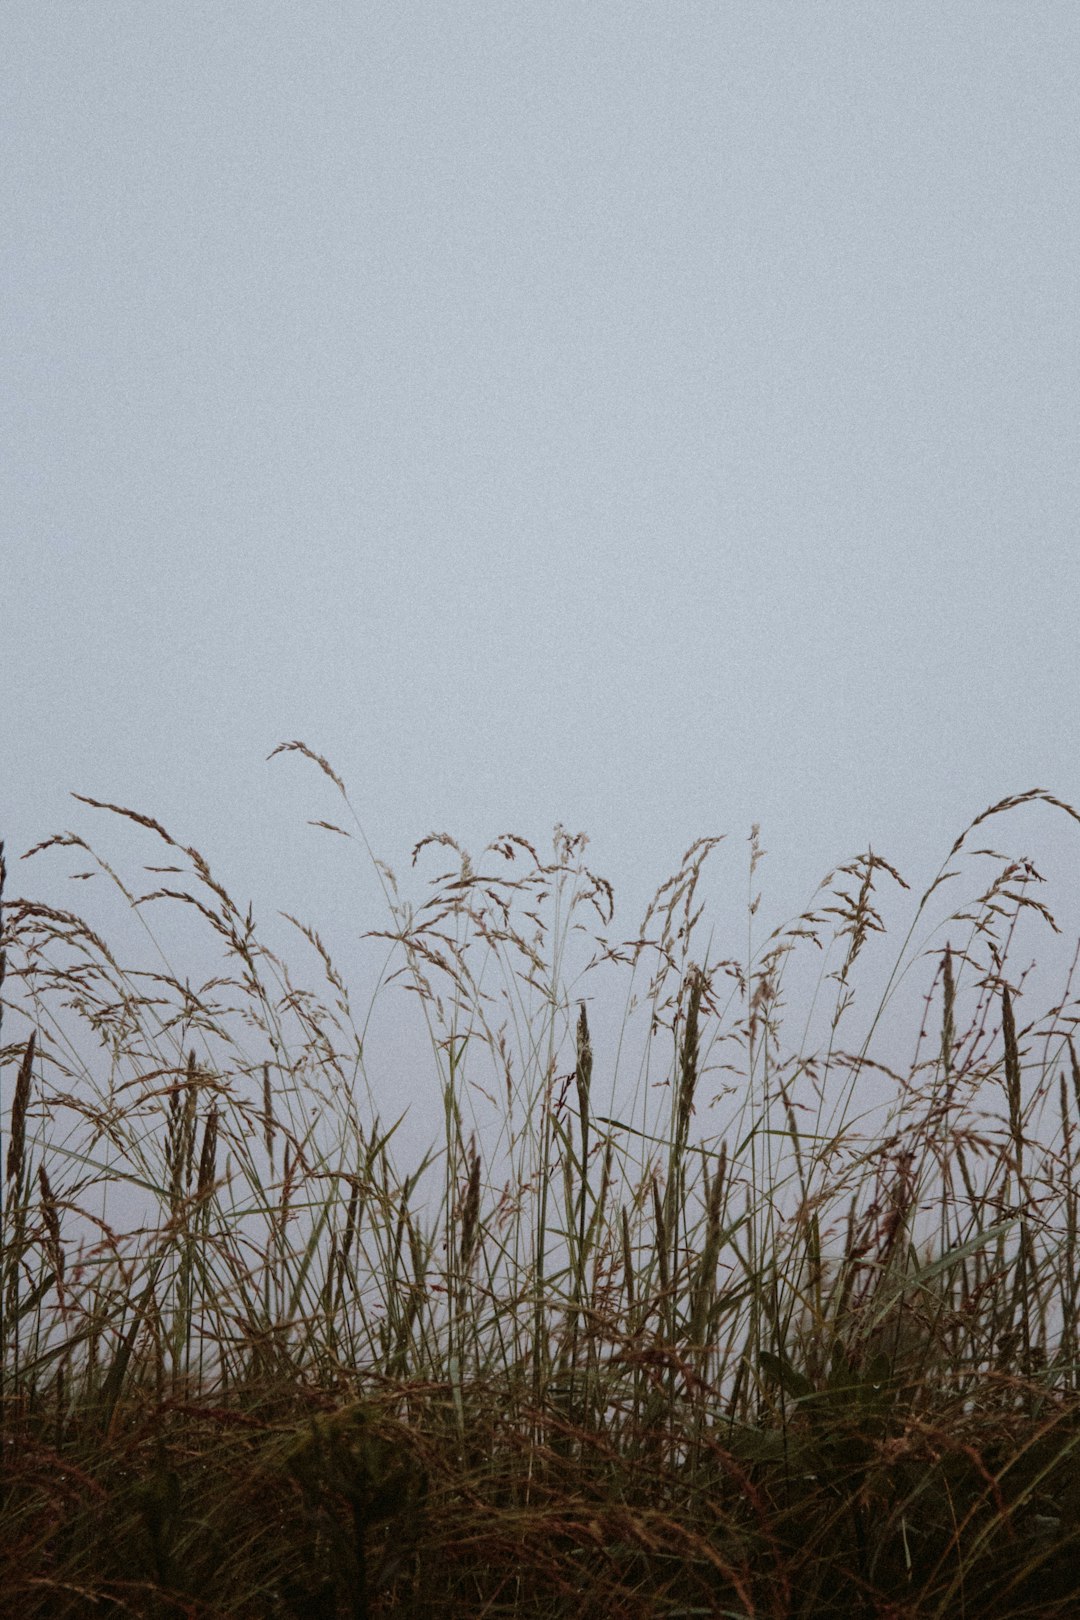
top-left (4, 748), bottom-right (1080, 1616)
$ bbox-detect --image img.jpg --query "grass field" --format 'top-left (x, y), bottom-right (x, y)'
top-left (5, 744), bottom-right (1080, 1618)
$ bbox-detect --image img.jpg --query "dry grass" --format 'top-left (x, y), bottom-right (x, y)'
top-left (4, 749), bottom-right (1080, 1617)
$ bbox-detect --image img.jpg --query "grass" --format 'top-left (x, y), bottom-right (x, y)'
top-left (5, 743), bottom-right (1080, 1616)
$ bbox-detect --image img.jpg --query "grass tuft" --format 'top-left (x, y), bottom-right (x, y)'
top-left (4, 760), bottom-right (1080, 1616)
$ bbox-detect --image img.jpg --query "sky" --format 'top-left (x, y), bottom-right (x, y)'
top-left (5, 4), bottom-right (1080, 1136)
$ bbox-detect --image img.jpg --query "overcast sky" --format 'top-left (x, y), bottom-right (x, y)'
top-left (6, 4), bottom-right (1080, 1125)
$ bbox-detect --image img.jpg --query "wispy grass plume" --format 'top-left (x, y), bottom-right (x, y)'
top-left (4, 762), bottom-right (1080, 1616)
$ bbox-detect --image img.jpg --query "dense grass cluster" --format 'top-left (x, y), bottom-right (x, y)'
top-left (5, 745), bottom-right (1080, 1617)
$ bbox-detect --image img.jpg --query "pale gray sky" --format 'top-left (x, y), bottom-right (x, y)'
top-left (6, 4), bottom-right (1080, 1115)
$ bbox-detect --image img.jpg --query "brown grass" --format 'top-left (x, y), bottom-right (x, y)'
top-left (4, 754), bottom-right (1080, 1616)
